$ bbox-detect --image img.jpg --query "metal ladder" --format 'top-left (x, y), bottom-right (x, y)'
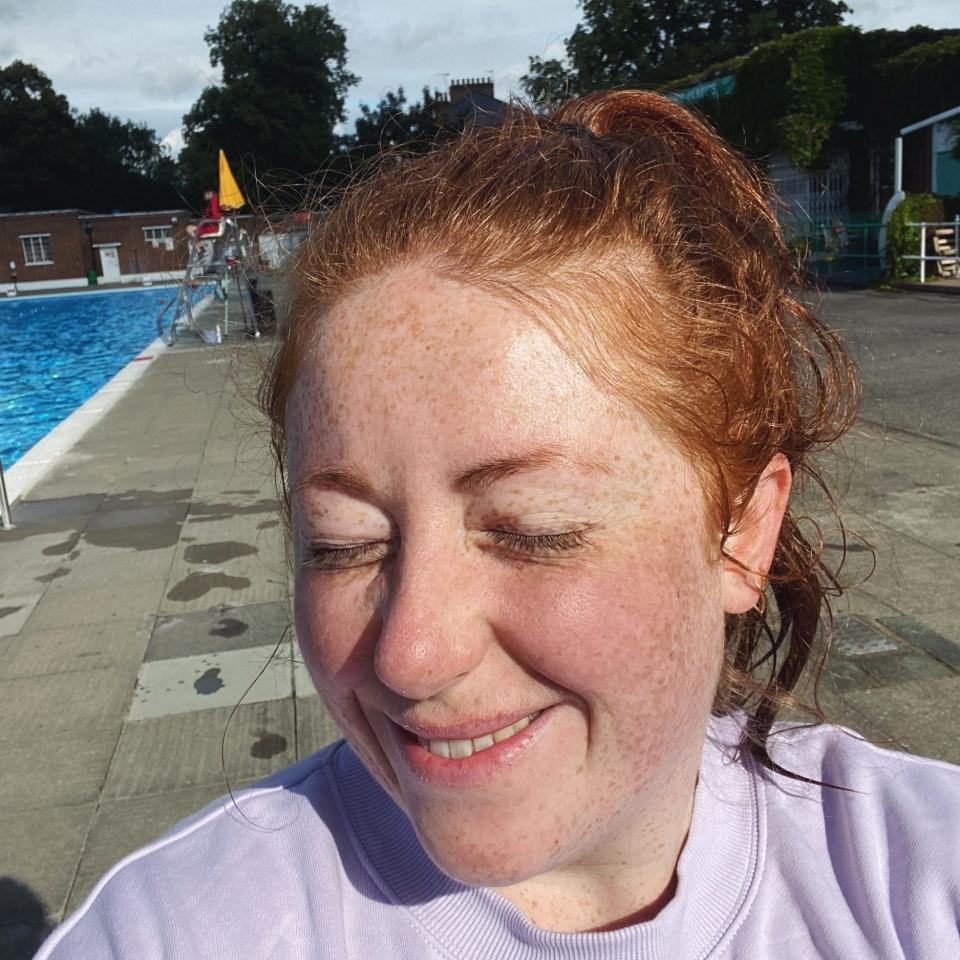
top-left (164, 217), bottom-right (259, 344)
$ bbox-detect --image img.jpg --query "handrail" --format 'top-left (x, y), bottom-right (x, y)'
top-left (0, 457), bottom-right (13, 529)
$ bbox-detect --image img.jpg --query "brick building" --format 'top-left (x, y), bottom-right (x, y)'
top-left (0, 209), bottom-right (193, 293)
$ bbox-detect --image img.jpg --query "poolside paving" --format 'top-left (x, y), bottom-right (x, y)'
top-left (0, 287), bottom-right (958, 956)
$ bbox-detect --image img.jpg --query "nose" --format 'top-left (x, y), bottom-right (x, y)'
top-left (374, 540), bottom-right (488, 701)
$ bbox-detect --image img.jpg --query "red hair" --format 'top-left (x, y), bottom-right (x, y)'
top-left (262, 90), bottom-right (859, 774)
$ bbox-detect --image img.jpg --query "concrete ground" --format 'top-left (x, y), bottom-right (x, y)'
top-left (0, 287), bottom-right (958, 957)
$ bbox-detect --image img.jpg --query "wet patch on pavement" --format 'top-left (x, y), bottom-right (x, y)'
top-left (145, 601), bottom-right (290, 661)
top-left (166, 572), bottom-right (251, 603)
top-left (183, 541), bottom-right (258, 565)
top-left (250, 730), bottom-right (288, 759)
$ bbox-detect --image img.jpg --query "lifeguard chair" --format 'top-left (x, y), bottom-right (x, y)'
top-left (167, 151), bottom-right (258, 343)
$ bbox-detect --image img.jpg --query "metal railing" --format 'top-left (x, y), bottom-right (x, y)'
top-left (792, 219), bottom-right (884, 282)
top-left (901, 219), bottom-right (960, 283)
top-left (0, 458), bottom-right (13, 529)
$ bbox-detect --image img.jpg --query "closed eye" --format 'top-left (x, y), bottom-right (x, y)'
top-left (302, 540), bottom-right (393, 572)
top-left (485, 529), bottom-right (589, 556)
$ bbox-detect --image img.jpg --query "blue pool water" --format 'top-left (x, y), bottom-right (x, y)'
top-left (0, 286), bottom-right (183, 467)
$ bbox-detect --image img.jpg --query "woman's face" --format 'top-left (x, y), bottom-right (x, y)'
top-left (288, 263), bottom-right (726, 889)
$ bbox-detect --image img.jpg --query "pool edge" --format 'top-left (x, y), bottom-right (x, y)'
top-left (4, 335), bottom-right (170, 506)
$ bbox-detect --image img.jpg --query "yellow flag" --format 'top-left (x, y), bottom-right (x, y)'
top-left (218, 150), bottom-right (245, 210)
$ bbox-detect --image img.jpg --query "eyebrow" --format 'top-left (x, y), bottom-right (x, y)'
top-left (293, 467), bottom-right (374, 499)
top-left (454, 447), bottom-right (611, 492)
top-left (294, 447), bottom-right (612, 498)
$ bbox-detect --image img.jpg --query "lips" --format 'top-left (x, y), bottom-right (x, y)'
top-left (416, 711), bottom-right (541, 759)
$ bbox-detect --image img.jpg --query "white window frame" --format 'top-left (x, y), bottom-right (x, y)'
top-left (20, 233), bottom-right (53, 266)
top-left (142, 225), bottom-right (172, 249)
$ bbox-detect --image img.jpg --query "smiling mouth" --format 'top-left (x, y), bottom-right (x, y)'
top-left (416, 711), bottom-right (542, 759)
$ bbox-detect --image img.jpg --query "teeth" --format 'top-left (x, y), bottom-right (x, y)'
top-left (420, 711), bottom-right (541, 760)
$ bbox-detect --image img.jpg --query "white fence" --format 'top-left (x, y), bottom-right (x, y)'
top-left (769, 153), bottom-right (850, 236)
top-left (901, 219), bottom-right (960, 283)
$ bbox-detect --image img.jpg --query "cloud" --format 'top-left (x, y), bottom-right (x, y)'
top-left (139, 59), bottom-right (214, 102)
top-left (161, 126), bottom-right (184, 157)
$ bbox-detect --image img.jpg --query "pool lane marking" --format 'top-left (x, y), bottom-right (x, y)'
top-left (4, 335), bottom-right (169, 506)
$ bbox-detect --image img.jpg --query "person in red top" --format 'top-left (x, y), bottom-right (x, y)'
top-left (186, 188), bottom-right (222, 239)
top-left (185, 188), bottom-right (222, 265)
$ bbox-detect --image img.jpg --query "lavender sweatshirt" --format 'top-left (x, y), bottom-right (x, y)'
top-left (36, 716), bottom-right (960, 959)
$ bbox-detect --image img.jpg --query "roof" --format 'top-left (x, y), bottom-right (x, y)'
top-left (448, 91), bottom-right (506, 126)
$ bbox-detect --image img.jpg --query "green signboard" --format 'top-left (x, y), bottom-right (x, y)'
top-left (670, 74), bottom-right (736, 103)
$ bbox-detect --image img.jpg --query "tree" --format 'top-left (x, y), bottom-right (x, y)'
top-left (521, 0), bottom-right (850, 103)
top-left (345, 87), bottom-right (448, 159)
top-left (179, 0), bottom-right (357, 202)
top-left (75, 109), bottom-right (179, 210)
top-left (0, 61), bottom-right (177, 212)
top-left (0, 60), bottom-right (82, 211)
top-left (521, 57), bottom-right (578, 107)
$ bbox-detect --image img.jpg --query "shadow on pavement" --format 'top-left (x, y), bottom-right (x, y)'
top-left (0, 877), bottom-right (51, 960)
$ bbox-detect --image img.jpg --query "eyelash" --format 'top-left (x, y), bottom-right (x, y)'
top-left (485, 529), bottom-right (589, 555)
top-left (302, 529), bottom-right (589, 572)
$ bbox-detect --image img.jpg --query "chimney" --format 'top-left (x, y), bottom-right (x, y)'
top-left (449, 77), bottom-right (494, 105)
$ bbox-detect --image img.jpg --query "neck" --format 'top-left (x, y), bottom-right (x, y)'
top-left (494, 781), bottom-right (697, 933)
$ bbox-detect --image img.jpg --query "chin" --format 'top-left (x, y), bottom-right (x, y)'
top-left (413, 817), bottom-right (564, 888)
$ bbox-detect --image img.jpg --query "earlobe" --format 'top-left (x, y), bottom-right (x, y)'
top-left (721, 454), bottom-right (792, 615)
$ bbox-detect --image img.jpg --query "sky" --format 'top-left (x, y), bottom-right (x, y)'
top-left (1, 0), bottom-right (957, 156)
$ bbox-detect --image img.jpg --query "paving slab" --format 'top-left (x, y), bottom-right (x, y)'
top-left (145, 601), bottom-right (291, 662)
top-left (40, 548), bottom-right (177, 591)
top-left (878, 613), bottom-right (960, 672)
top-left (0, 617), bottom-right (151, 680)
top-left (295, 694), bottom-right (343, 759)
top-left (103, 700), bottom-right (296, 799)
top-left (1, 803), bottom-right (97, 926)
top-left (842, 674), bottom-right (960, 764)
top-left (7, 494), bottom-right (105, 525)
top-left (0, 668), bottom-right (136, 740)
top-left (0, 595), bottom-right (43, 638)
top-left (831, 616), bottom-right (900, 657)
top-left (129, 642), bottom-right (293, 721)
top-left (0, 728), bottom-right (118, 810)
top-left (25, 579), bottom-right (167, 632)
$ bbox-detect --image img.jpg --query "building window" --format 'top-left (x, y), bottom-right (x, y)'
top-left (142, 225), bottom-right (172, 248)
top-left (20, 234), bottom-right (53, 265)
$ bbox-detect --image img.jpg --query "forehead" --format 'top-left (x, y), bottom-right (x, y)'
top-left (284, 262), bottom-right (695, 498)
top-left (291, 265), bottom-right (615, 430)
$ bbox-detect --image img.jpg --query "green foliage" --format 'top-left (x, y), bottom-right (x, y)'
top-left (672, 25), bottom-right (960, 171)
top-left (179, 0), bottom-right (357, 200)
top-left (520, 57), bottom-right (578, 107)
top-left (0, 60), bottom-right (81, 210)
top-left (520, 0), bottom-right (850, 100)
top-left (0, 60), bottom-right (178, 212)
top-left (687, 27), bottom-right (851, 169)
top-left (885, 194), bottom-right (943, 280)
top-left (345, 87), bottom-right (448, 160)
top-left (75, 110), bottom-right (180, 210)
top-left (874, 36), bottom-right (960, 135)
top-left (772, 27), bottom-right (849, 169)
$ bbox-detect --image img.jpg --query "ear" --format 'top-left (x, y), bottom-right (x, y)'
top-left (722, 453), bottom-right (792, 615)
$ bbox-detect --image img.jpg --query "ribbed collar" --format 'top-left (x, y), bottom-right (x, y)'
top-left (330, 715), bottom-right (764, 960)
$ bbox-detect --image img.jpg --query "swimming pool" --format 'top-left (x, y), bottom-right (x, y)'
top-left (0, 286), bottom-right (184, 466)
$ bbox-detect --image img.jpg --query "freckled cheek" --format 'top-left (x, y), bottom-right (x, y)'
top-left (500, 553), bottom-right (721, 710)
top-left (293, 573), bottom-right (376, 696)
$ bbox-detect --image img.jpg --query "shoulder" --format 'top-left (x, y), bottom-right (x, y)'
top-left (706, 719), bottom-right (960, 957)
top-left (766, 720), bottom-right (960, 816)
top-left (36, 742), bottom-right (356, 959)
top-left (764, 723), bottom-right (960, 937)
